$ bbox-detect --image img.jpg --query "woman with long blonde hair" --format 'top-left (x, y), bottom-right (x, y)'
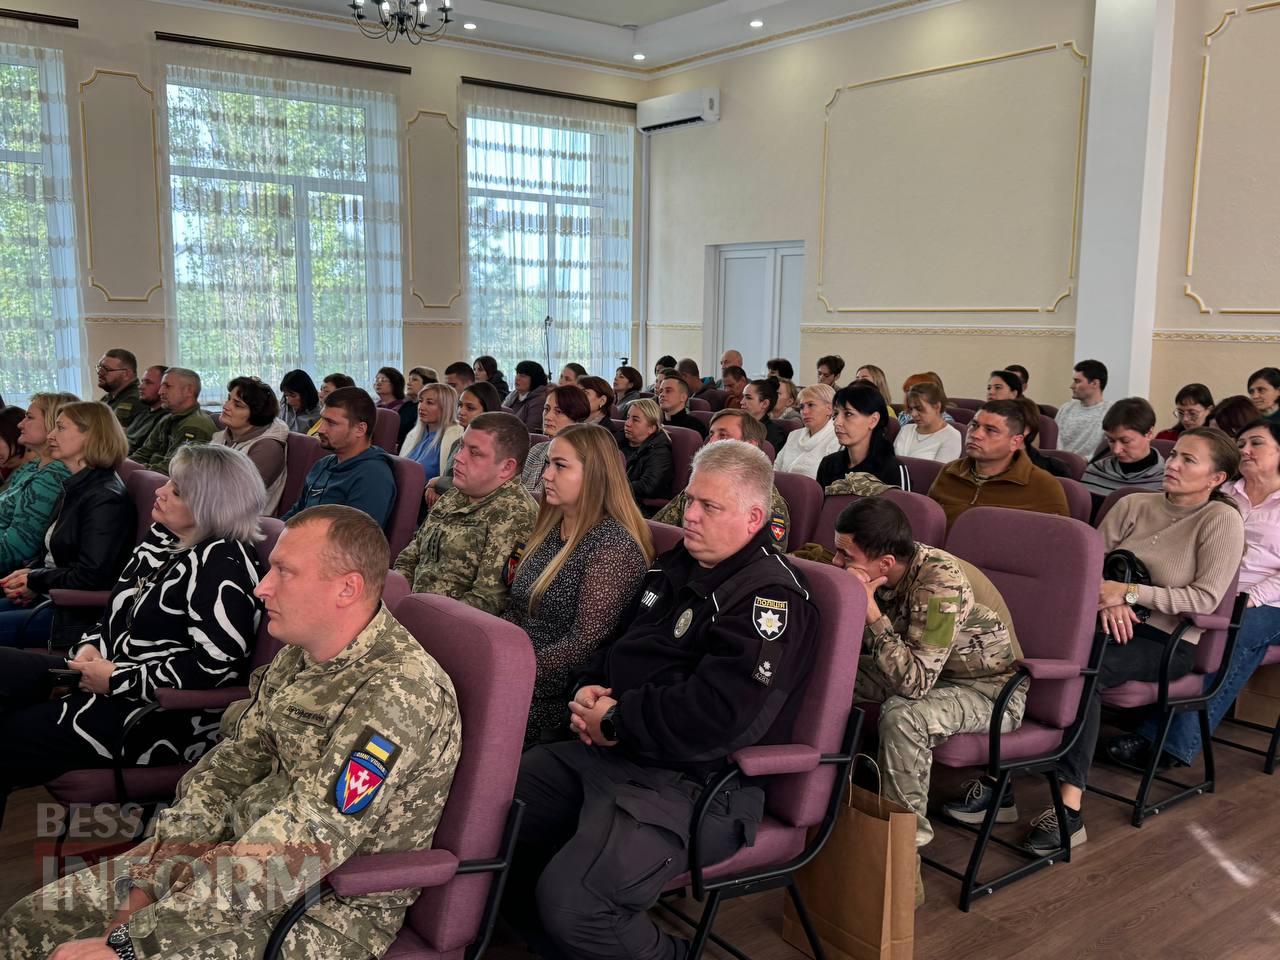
top-left (503, 423), bottom-right (654, 745)
top-left (401, 382), bottom-right (461, 482)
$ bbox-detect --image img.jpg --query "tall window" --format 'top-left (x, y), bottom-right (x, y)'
top-left (164, 60), bottom-right (400, 395)
top-left (463, 84), bottom-right (633, 378)
top-left (0, 41), bottom-right (82, 405)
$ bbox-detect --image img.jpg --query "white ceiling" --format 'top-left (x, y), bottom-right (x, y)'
top-left (185, 0), bottom-right (943, 71)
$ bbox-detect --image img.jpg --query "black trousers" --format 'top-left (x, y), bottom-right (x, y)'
top-left (1056, 625), bottom-right (1195, 792)
top-left (505, 741), bottom-right (764, 960)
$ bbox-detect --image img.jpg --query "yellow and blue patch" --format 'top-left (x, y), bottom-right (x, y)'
top-left (334, 729), bottom-right (400, 817)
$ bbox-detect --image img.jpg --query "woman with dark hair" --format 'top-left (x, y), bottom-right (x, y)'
top-left (559, 362), bottom-right (588, 386)
top-left (1017, 396), bottom-right (1070, 478)
top-left (473, 355), bottom-right (510, 398)
top-left (740, 378), bottom-right (787, 452)
top-left (506, 360), bottom-right (550, 432)
top-left (816, 383), bottom-right (908, 489)
top-left (278, 369), bottom-right (321, 434)
top-left (649, 356), bottom-right (676, 394)
top-left (319, 373), bottom-right (355, 403)
top-left (0, 406), bottom-right (27, 487)
top-left (521, 384), bottom-right (592, 497)
top-left (1208, 395), bottom-right (1259, 438)
top-left (373, 366), bottom-right (407, 412)
top-left (614, 366), bottom-right (644, 409)
top-left (1156, 383), bottom-right (1214, 442)
top-left (1248, 367), bottom-right (1280, 422)
top-left (426, 381), bottom-right (503, 510)
top-left (986, 369), bottom-right (1024, 402)
top-left (216, 377), bottom-right (291, 514)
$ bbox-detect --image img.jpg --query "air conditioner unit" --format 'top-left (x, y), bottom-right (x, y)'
top-left (636, 88), bottom-right (719, 133)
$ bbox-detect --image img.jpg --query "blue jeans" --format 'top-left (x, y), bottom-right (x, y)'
top-left (1139, 603), bottom-right (1280, 764)
top-left (0, 597), bottom-right (53, 649)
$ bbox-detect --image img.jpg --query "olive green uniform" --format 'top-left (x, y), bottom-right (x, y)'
top-left (103, 380), bottom-right (142, 429)
top-left (131, 405), bottom-right (216, 474)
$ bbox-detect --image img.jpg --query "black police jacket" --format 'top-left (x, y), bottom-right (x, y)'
top-left (576, 527), bottom-right (819, 779)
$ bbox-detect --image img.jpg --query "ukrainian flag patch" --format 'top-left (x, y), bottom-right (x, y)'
top-left (333, 727), bottom-right (401, 817)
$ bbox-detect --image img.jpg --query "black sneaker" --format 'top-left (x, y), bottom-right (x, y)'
top-left (1104, 734), bottom-right (1188, 770)
top-left (1021, 806), bottom-right (1086, 855)
top-left (941, 779), bottom-right (1017, 825)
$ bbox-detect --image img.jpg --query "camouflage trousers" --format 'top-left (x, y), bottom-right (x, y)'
top-left (856, 659), bottom-right (1026, 848)
top-left (0, 848), bottom-right (369, 960)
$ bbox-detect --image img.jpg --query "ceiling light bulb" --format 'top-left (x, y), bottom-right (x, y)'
top-left (749, 19), bottom-right (764, 28)
top-left (633, 52), bottom-right (646, 61)
top-left (463, 21), bottom-right (477, 29)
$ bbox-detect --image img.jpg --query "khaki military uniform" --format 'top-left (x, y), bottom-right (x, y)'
top-left (131, 405), bottom-right (216, 475)
top-left (103, 380), bottom-right (142, 429)
top-left (652, 483), bottom-right (792, 552)
top-left (854, 545), bottom-right (1025, 846)
top-left (2, 605), bottom-right (462, 959)
top-left (125, 405), bottom-right (166, 456)
top-left (394, 477), bottom-right (537, 616)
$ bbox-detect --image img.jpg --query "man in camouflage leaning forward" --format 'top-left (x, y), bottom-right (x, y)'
top-left (830, 496), bottom-right (1024, 906)
top-left (4, 505), bottom-right (462, 959)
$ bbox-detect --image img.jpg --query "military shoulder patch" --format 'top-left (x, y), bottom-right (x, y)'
top-left (333, 726), bottom-right (400, 817)
top-left (768, 513), bottom-right (787, 545)
top-left (506, 542), bottom-right (526, 587)
top-left (753, 596), bottom-right (787, 640)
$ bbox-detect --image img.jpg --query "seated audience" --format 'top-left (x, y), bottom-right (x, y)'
top-left (986, 369), bottom-right (1024, 402)
top-left (959, 428), bottom-right (1245, 854)
top-left (895, 381), bottom-right (964, 463)
top-left (373, 365), bottom-right (407, 412)
top-left (834, 496), bottom-right (1023, 907)
top-left (716, 348), bottom-right (743, 388)
top-left (505, 440), bottom-right (818, 960)
top-left (928, 400), bottom-right (1069, 531)
top-left (282, 387), bottom-right (396, 529)
top-left (614, 364), bottom-right (644, 409)
top-left (775, 383), bottom-right (841, 480)
top-left (474, 354), bottom-right (510, 397)
top-left (506, 360), bottom-right (550, 432)
top-left (444, 360), bottom-right (476, 394)
top-left (279, 368), bottom-right (322, 434)
top-left (1054, 359), bottom-right (1111, 457)
top-left (319, 372), bottom-right (355, 403)
top-left (856, 364), bottom-right (896, 412)
top-left (817, 353), bottom-right (845, 388)
top-left (1080, 398), bottom-right (1165, 516)
top-left (506, 423), bottom-right (652, 745)
top-left (0, 406), bottom-right (24, 486)
top-left (559, 362), bottom-right (588, 386)
top-left (0, 401), bottom-right (134, 649)
top-left (654, 409), bottom-right (792, 551)
top-left (3, 504), bottom-right (461, 959)
top-left (1156, 383), bottom-right (1214, 441)
top-left (96, 348), bottom-right (141, 430)
top-left (817, 383), bottom-right (908, 490)
top-left (522, 384), bottom-right (591, 496)
top-left (400, 367), bottom-right (439, 445)
top-left (213, 376), bottom-right (290, 515)
top-left (0, 443), bottom-right (266, 824)
top-left (897, 371), bottom-right (956, 427)
top-left (0, 394), bottom-right (76, 577)
top-left (741, 377), bottom-right (788, 451)
top-left (427, 380), bottom-right (504, 509)
top-left (767, 357), bottom-right (795, 381)
top-left (657, 375), bottom-right (709, 439)
top-left (648, 354), bottom-right (676, 394)
top-left (402, 383), bottom-right (463, 484)
top-left (131, 367), bottom-right (216, 475)
top-left (621, 399), bottom-right (674, 512)
top-left (579, 375), bottom-right (619, 431)
top-left (395, 412), bottom-right (537, 615)
top-left (1112, 419), bottom-right (1280, 769)
top-left (721, 364), bottom-right (748, 409)
top-left (1004, 364), bottom-right (1030, 390)
top-left (1209, 394), bottom-right (1261, 438)
top-left (1248, 367), bottom-right (1280, 422)
top-left (124, 364), bottom-right (167, 454)
top-left (1018, 396), bottom-right (1071, 478)
top-left (775, 378), bottom-right (801, 420)
top-left (677, 357), bottom-right (717, 403)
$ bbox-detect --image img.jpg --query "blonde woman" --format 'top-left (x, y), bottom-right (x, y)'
top-left (774, 383), bottom-right (841, 480)
top-left (402, 383), bottom-right (461, 483)
top-left (622, 398), bottom-right (674, 512)
top-left (855, 364), bottom-right (896, 412)
top-left (503, 423), bottom-right (653, 745)
top-left (776, 378), bottom-right (802, 421)
top-left (0, 392), bottom-right (77, 577)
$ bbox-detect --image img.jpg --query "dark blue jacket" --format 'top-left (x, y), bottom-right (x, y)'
top-left (282, 446), bottom-right (396, 530)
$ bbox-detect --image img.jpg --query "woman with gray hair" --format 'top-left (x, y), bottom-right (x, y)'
top-left (0, 445), bottom-right (268, 823)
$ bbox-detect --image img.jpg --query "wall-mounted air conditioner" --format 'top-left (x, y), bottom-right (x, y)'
top-left (636, 88), bottom-right (720, 133)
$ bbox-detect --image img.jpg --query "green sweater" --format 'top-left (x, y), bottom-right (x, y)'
top-left (0, 458), bottom-right (70, 575)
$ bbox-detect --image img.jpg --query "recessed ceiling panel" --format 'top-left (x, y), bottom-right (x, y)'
top-left (489, 0), bottom-right (724, 29)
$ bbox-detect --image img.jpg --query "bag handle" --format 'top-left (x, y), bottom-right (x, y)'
top-left (849, 752), bottom-right (888, 816)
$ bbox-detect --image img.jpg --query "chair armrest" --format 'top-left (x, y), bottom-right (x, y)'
top-left (1188, 612), bottom-right (1230, 631)
top-left (48, 589), bottom-right (111, 608)
top-left (326, 849), bottom-right (459, 897)
top-left (154, 686), bottom-right (250, 711)
top-left (729, 744), bottom-right (820, 777)
top-left (1015, 658), bottom-right (1082, 681)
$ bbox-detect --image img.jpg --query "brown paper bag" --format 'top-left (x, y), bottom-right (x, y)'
top-left (781, 768), bottom-right (915, 960)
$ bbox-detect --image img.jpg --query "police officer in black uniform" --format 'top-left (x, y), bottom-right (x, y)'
top-left (505, 440), bottom-right (819, 960)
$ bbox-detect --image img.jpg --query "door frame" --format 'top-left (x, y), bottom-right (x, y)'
top-left (703, 240), bottom-right (805, 378)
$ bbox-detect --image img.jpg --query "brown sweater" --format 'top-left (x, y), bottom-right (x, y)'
top-left (1098, 492), bottom-right (1246, 642)
top-left (928, 451), bottom-right (1070, 531)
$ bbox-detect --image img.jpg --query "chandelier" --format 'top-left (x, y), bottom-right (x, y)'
top-left (348, 0), bottom-right (453, 44)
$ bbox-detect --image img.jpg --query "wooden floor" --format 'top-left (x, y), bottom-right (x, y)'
top-left (2, 723), bottom-right (1278, 959)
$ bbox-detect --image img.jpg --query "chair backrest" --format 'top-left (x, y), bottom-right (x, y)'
top-left (666, 425), bottom-right (703, 497)
top-left (373, 407), bottom-right (400, 453)
top-left (248, 517), bottom-right (287, 670)
top-left (1041, 448), bottom-right (1086, 480)
top-left (126, 470), bottom-right (166, 543)
top-left (899, 456), bottom-right (944, 494)
top-left (949, 406), bottom-right (975, 426)
top-left (1057, 476), bottom-right (1092, 523)
top-left (276, 433), bottom-right (325, 519)
top-left (209, 410), bottom-right (224, 431)
top-left (528, 432), bottom-right (549, 447)
top-left (1192, 578), bottom-right (1244, 675)
top-left (883, 488), bottom-right (948, 548)
top-left (387, 455), bottom-right (427, 557)
top-left (772, 472), bottom-right (823, 547)
top-left (883, 417), bottom-right (900, 442)
top-left (1038, 403), bottom-right (1059, 419)
top-left (1037, 414), bottom-right (1059, 451)
top-left (776, 418), bottom-right (804, 435)
top-left (1151, 438), bottom-right (1176, 457)
top-left (767, 557), bottom-right (865, 828)
top-left (645, 519), bottom-right (685, 555)
top-left (690, 409), bottom-right (713, 426)
top-left (951, 397), bottom-right (984, 410)
top-left (946, 508), bottom-right (1103, 728)
top-left (117, 458), bottom-right (143, 484)
top-left (761, 440), bottom-right (776, 463)
top-left (395, 594), bottom-right (536, 953)
top-left (688, 396), bottom-right (710, 412)
top-left (1092, 485), bottom-right (1146, 528)
top-left (702, 388), bottom-right (727, 412)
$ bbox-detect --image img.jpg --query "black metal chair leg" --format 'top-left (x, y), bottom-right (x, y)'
top-left (785, 882), bottom-right (828, 960)
top-left (957, 771), bottom-right (1009, 912)
top-left (1266, 718), bottom-right (1280, 776)
top-left (1047, 773), bottom-right (1072, 864)
top-left (686, 889), bottom-right (722, 960)
top-left (1134, 710), bottom-right (1176, 826)
top-left (1198, 708), bottom-right (1216, 792)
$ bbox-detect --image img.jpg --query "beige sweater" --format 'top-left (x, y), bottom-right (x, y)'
top-left (1098, 492), bottom-right (1246, 642)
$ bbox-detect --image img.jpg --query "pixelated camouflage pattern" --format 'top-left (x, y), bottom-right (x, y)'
top-left (131, 406), bottom-right (216, 475)
top-left (822, 473), bottom-right (893, 497)
top-left (651, 484), bottom-right (792, 552)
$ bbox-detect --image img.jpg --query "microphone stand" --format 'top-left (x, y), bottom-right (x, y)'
top-left (544, 315), bottom-right (553, 373)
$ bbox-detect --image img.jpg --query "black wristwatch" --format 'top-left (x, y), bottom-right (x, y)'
top-left (107, 922), bottom-right (137, 960)
top-left (600, 705), bottom-right (620, 744)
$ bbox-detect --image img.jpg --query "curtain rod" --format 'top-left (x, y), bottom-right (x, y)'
top-left (462, 77), bottom-right (635, 110)
top-left (0, 9), bottom-right (78, 28)
top-left (155, 32), bottom-right (412, 76)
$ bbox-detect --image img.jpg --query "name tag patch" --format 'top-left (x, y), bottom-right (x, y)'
top-left (333, 727), bottom-right (400, 817)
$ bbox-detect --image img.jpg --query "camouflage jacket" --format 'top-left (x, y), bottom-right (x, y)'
top-left (131, 405), bottom-right (216, 474)
top-left (394, 477), bottom-right (538, 615)
top-left (103, 380), bottom-right (142, 428)
top-left (652, 483), bottom-right (792, 552)
top-left (865, 544), bottom-right (1023, 701)
top-left (124, 605), bottom-right (461, 958)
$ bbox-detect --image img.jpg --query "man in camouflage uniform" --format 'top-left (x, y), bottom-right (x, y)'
top-left (830, 497), bottom-right (1024, 902)
top-left (4, 505), bottom-right (462, 959)
top-left (96, 349), bottom-right (141, 430)
top-left (653, 408), bottom-right (791, 551)
top-left (395, 411), bottom-right (537, 617)
top-left (131, 367), bottom-right (216, 475)
top-left (125, 365), bottom-right (168, 456)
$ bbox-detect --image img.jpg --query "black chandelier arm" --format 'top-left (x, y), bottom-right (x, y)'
top-left (348, 1), bottom-right (453, 43)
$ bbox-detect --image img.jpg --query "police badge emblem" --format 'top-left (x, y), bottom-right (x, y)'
top-left (752, 596), bottom-right (788, 639)
top-left (673, 607), bottom-right (693, 637)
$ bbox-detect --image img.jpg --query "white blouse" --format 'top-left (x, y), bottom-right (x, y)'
top-left (893, 422), bottom-right (963, 463)
top-left (774, 419), bottom-right (842, 480)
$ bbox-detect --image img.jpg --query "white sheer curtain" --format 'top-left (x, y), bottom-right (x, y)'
top-left (0, 32), bottom-right (84, 404)
top-left (462, 83), bottom-right (634, 379)
top-left (159, 48), bottom-right (401, 397)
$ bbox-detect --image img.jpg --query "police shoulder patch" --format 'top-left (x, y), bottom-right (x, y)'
top-left (333, 726), bottom-right (401, 817)
top-left (752, 596), bottom-right (788, 640)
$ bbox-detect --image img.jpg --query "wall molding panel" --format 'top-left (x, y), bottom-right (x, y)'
top-left (405, 109), bottom-right (463, 311)
top-left (800, 323), bottom-right (1074, 337)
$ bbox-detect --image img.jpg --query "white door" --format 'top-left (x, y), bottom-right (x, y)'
top-left (706, 242), bottom-right (803, 379)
